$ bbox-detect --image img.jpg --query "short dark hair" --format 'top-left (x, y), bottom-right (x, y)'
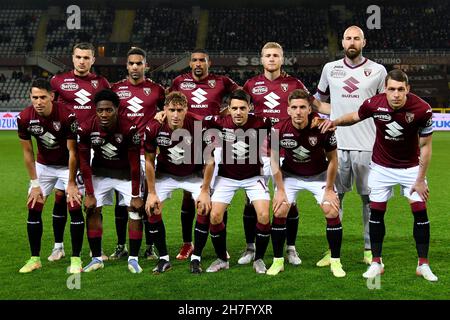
top-left (94, 89), bottom-right (120, 108)
top-left (127, 47), bottom-right (146, 60)
top-left (165, 91), bottom-right (188, 108)
top-left (191, 48), bottom-right (209, 56)
top-left (30, 78), bottom-right (52, 93)
top-left (228, 89), bottom-right (251, 105)
top-left (73, 42), bottom-right (96, 55)
top-left (385, 69), bottom-right (409, 86)
top-left (288, 89), bottom-right (311, 104)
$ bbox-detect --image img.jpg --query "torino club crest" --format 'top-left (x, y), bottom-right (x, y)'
top-left (308, 136), bottom-right (318, 146)
top-left (405, 112), bottom-right (415, 123)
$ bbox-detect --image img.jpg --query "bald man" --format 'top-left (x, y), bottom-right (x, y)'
top-left (314, 26), bottom-right (387, 266)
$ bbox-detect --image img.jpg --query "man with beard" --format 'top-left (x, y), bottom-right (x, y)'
top-left (49, 43), bottom-right (110, 262)
top-left (169, 49), bottom-right (238, 261)
top-left (111, 47), bottom-right (165, 261)
top-left (314, 26), bottom-right (387, 267)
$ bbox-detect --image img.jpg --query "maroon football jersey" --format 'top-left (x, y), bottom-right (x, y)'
top-left (112, 78), bottom-right (165, 153)
top-left (170, 73), bottom-right (239, 116)
top-left (78, 116), bottom-right (141, 195)
top-left (274, 114), bottom-right (337, 177)
top-left (50, 70), bottom-right (110, 123)
top-left (358, 93), bottom-right (433, 168)
top-left (17, 102), bottom-right (77, 166)
top-left (203, 114), bottom-right (272, 180)
top-left (243, 73), bottom-right (310, 122)
top-left (144, 113), bottom-right (204, 177)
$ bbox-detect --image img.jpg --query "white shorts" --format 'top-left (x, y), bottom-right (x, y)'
top-left (368, 163), bottom-right (425, 203)
top-left (92, 175), bottom-right (133, 207)
top-left (210, 147), bottom-right (222, 188)
top-left (336, 149), bottom-right (371, 195)
top-left (32, 162), bottom-right (69, 197)
top-left (54, 149), bottom-right (94, 193)
top-left (211, 175), bottom-right (270, 204)
top-left (155, 173), bottom-right (203, 202)
top-left (262, 156), bottom-right (284, 185)
top-left (280, 171), bottom-right (330, 205)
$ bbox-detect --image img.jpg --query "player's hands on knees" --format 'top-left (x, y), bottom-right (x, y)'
top-left (321, 188), bottom-right (340, 212)
top-left (145, 193), bottom-right (161, 216)
top-left (84, 194), bottom-right (97, 212)
top-left (410, 180), bottom-right (429, 202)
top-left (154, 111), bottom-right (166, 124)
top-left (318, 119), bottom-right (336, 134)
top-left (27, 187), bottom-right (44, 209)
top-left (272, 190), bottom-right (290, 217)
top-left (196, 191), bottom-right (211, 216)
top-left (130, 196), bottom-right (144, 212)
top-left (66, 184), bottom-right (82, 207)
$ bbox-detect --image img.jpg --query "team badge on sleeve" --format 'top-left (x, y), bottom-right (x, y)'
top-left (329, 133), bottom-right (337, 146)
top-left (70, 120), bottom-right (79, 134)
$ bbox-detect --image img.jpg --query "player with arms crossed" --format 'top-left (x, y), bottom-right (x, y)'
top-left (319, 69), bottom-right (437, 282)
top-left (17, 79), bottom-right (83, 274)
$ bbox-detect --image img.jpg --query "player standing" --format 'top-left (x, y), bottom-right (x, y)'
top-left (314, 26), bottom-right (387, 267)
top-left (319, 69), bottom-right (437, 282)
top-left (169, 49), bottom-right (238, 260)
top-left (241, 42), bottom-right (329, 266)
top-left (49, 42), bottom-right (110, 261)
top-left (111, 47), bottom-right (165, 261)
top-left (17, 79), bottom-right (83, 274)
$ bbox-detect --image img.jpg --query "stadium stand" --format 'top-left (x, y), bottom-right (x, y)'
top-left (131, 7), bottom-right (198, 53)
top-left (206, 7), bottom-right (328, 52)
top-left (0, 8), bottom-right (41, 57)
top-left (45, 7), bottom-right (113, 56)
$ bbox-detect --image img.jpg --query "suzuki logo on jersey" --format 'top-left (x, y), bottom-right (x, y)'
top-left (263, 92), bottom-right (281, 111)
top-left (101, 143), bottom-right (118, 159)
top-left (126, 97), bottom-right (144, 114)
top-left (293, 146), bottom-right (310, 162)
top-left (192, 88), bottom-right (208, 104)
top-left (74, 89), bottom-right (91, 107)
top-left (40, 132), bottom-right (59, 149)
top-left (343, 77), bottom-right (359, 94)
top-left (385, 121), bottom-right (404, 140)
top-left (231, 141), bottom-right (249, 160)
top-left (168, 145), bottom-right (185, 164)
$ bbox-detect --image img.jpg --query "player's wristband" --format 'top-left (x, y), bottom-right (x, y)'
top-left (30, 179), bottom-right (40, 188)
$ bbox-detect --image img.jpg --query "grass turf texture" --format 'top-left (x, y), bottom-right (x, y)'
top-left (0, 130), bottom-right (448, 300)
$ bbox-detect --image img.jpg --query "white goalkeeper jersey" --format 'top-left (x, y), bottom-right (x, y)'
top-left (315, 57), bottom-right (387, 151)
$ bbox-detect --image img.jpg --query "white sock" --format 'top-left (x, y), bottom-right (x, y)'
top-left (54, 243), bottom-right (63, 249)
top-left (287, 245), bottom-right (296, 251)
top-left (128, 256), bottom-right (138, 262)
top-left (191, 254), bottom-right (201, 262)
top-left (160, 255), bottom-right (169, 261)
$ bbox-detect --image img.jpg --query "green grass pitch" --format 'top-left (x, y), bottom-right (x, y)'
top-left (0, 130), bottom-right (449, 300)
